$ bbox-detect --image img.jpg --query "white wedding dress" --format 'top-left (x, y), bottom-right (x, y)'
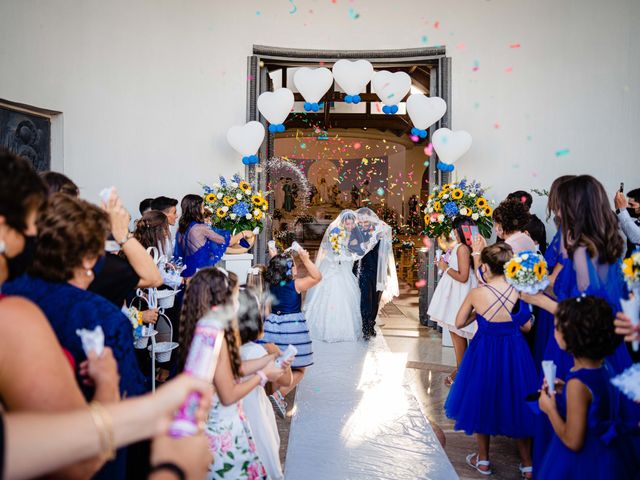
top-left (305, 254), bottom-right (363, 343)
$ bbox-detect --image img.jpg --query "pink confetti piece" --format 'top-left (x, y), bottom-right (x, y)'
top-left (456, 43), bottom-right (466, 50)
top-left (434, 21), bottom-right (440, 29)
top-left (424, 143), bottom-right (433, 156)
top-left (505, 67), bottom-right (513, 73)
top-left (510, 43), bottom-right (521, 48)
top-left (494, 122), bottom-right (500, 129)
top-left (415, 279), bottom-right (427, 288)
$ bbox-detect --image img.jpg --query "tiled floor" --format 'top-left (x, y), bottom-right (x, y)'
top-left (276, 283), bottom-right (526, 479)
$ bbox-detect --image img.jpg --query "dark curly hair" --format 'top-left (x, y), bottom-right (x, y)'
top-left (0, 149), bottom-right (47, 232)
top-left (238, 287), bottom-right (263, 344)
top-left (481, 242), bottom-right (514, 275)
top-left (178, 268), bottom-right (242, 378)
top-left (557, 175), bottom-right (624, 264)
top-left (493, 199), bottom-right (531, 235)
top-left (555, 296), bottom-right (621, 360)
top-left (40, 171), bottom-right (79, 197)
top-left (265, 253), bottom-right (294, 286)
top-left (178, 194), bottom-right (204, 234)
top-left (30, 194), bottom-right (109, 282)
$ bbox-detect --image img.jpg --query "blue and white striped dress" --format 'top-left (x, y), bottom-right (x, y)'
top-left (260, 281), bottom-right (313, 368)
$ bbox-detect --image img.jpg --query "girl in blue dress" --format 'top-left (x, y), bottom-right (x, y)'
top-left (261, 249), bottom-right (322, 417)
top-left (522, 175), bottom-right (636, 470)
top-left (445, 243), bottom-right (537, 478)
top-left (538, 295), bottom-right (634, 479)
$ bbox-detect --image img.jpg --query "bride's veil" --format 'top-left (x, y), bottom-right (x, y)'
top-left (355, 208), bottom-right (400, 306)
top-left (314, 209), bottom-right (363, 267)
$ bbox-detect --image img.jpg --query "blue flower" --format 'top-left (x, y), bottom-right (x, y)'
top-left (443, 201), bottom-right (459, 217)
top-left (459, 179), bottom-right (467, 189)
top-left (231, 201), bottom-right (250, 217)
top-left (203, 185), bottom-right (212, 194)
top-left (232, 173), bottom-right (242, 184)
top-left (219, 176), bottom-right (227, 187)
top-left (330, 227), bottom-right (341, 235)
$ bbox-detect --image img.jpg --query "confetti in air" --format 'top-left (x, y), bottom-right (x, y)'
top-left (288, 0), bottom-right (297, 14)
top-left (421, 35), bottom-right (429, 44)
top-left (510, 43), bottom-right (521, 48)
top-left (348, 8), bottom-right (360, 19)
top-left (415, 279), bottom-right (427, 288)
top-left (555, 149), bottom-right (570, 157)
top-left (505, 67), bottom-right (513, 73)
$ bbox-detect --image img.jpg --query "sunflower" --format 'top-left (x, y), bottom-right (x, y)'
top-left (239, 181), bottom-right (251, 192)
top-left (423, 214), bottom-right (430, 225)
top-left (437, 191), bottom-right (446, 199)
top-left (451, 188), bottom-right (463, 200)
top-left (223, 196), bottom-right (237, 206)
top-left (476, 197), bottom-right (488, 208)
top-left (505, 260), bottom-right (522, 278)
top-left (442, 183), bottom-right (452, 192)
top-left (216, 208), bottom-right (227, 218)
top-left (534, 262), bottom-right (548, 281)
top-left (622, 258), bottom-right (634, 278)
top-left (484, 206), bottom-right (493, 217)
top-left (433, 201), bottom-right (442, 212)
top-left (205, 193), bottom-right (216, 203)
top-left (253, 209), bottom-right (263, 220)
top-left (251, 195), bottom-right (263, 206)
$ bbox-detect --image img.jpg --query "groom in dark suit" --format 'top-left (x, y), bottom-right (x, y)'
top-left (352, 208), bottom-right (382, 340)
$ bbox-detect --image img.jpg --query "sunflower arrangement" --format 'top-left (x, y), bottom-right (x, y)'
top-left (422, 179), bottom-right (493, 239)
top-left (504, 250), bottom-right (549, 294)
top-left (329, 226), bottom-right (347, 254)
top-left (202, 174), bottom-right (268, 233)
top-left (622, 252), bottom-right (640, 290)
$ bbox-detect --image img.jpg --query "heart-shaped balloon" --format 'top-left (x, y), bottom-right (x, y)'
top-left (258, 88), bottom-right (294, 125)
top-left (406, 95), bottom-right (447, 131)
top-left (371, 70), bottom-right (411, 106)
top-left (332, 59), bottom-right (374, 96)
top-left (293, 67), bottom-right (333, 104)
top-left (226, 121), bottom-right (265, 157)
top-left (432, 128), bottom-right (472, 165)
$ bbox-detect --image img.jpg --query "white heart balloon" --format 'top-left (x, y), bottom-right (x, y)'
top-left (432, 128), bottom-right (472, 164)
top-left (371, 70), bottom-right (411, 106)
top-left (226, 121), bottom-right (265, 157)
top-left (257, 88), bottom-right (294, 125)
top-left (293, 67), bottom-right (333, 104)
top-left (406, 95), bottom-right (447, 130)
top-left (332, 59), bottom-right (374, 96)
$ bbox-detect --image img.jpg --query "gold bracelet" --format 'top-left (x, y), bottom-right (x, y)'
top-left (89, 401), bottom-right (116, 461)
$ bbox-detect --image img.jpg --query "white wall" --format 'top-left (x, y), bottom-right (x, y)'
top-left (1, 0), bottom-right (638, 224)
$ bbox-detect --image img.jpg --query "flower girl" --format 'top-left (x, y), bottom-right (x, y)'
top-left (445, 243), bottom-right (537, 478)
top-left (427, 217), bottom-right (477, 385)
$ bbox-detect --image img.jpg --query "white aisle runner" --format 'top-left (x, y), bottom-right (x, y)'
top-left (284, 332), bottom-right (458, 479)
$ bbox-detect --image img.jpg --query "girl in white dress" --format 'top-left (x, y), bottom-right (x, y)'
top-left (427, 218), bottom-right (477, 386)
top-left (237, 288), bottom-right (293, 480)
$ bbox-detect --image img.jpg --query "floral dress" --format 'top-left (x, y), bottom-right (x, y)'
top-left (205, 396), bottom-right (267, 480)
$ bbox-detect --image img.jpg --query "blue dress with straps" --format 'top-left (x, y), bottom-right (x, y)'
top-left (445, 285), bottom-right (537, 437)
top-left (538, 366), bottom-right (637, 479)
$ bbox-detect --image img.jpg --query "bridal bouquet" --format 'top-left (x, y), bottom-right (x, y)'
top-left (622, 251), bottom-right (640, 290)
top-left (203, 174), bottom-right (268, 234)
top-left (329, 226), bottom-right (346, 254)
top-left (422, 179), bottom-right (493, 239)
top-left (504, 250), bottom-right (549, 294)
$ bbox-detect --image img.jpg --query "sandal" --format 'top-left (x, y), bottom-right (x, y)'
top-left (269, 391), bottom-right (287, 419)
top-left (519, 464), bottom-right (532, 479)
top-left (466, 453), bottom-right (492, 476)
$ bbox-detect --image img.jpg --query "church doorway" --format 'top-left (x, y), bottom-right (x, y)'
top-left (246, 46), bottom-right (451, 309)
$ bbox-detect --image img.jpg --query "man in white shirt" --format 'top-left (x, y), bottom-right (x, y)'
top-left (614, 189), bottom-right (640, 256)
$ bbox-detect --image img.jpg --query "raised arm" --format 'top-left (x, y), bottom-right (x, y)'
top-left (294, 248), bottom-right (322, 293)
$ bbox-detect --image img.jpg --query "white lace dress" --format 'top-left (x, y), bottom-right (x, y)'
top-left (304, 254), bottom-right (363, 342)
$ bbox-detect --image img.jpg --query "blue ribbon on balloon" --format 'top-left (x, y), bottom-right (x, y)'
top-left (242, 155), bottom-right (259, 166)
top-left (437, 161), bottom-right (455, 172)
top-left (304, 102), bottom-right (323, 112)
top-left (344, 95), bottom-right (361, 104)
top-left (411, 127), bottom-right (428, 139)
top-left (268, 124), bottom-right (286, 133)
top-left (382, 105), bottom-right (399, 115)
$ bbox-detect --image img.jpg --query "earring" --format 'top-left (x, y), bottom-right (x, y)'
top-left (86, 269), bottom-right (93, 277)
top-left (0, 239), bottom-right (5, 254)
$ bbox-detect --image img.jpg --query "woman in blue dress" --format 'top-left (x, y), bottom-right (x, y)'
top-left (445, 243), bottom-right (537, 478)
top-left (538, 296), bottom-right (635, 479)
top-left (174, 194), bottom-right (246, 278)
top-left (522, 175), bottom-right (636, 471)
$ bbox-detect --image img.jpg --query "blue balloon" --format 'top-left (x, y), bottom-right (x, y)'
top-left (391, 104), bottom-right (399, 114)
top-left (345, 95), bottom-right (353, 103)
top-left (353, 95), bottom-right (361, 104)
top-left (382, 105), bottom-right (390, 114)
top-left (419, 129), bottom-right (428, 139)
top-left (437, 161), bottom-right (455, 172)
top-left (304, 102), bottom-right (312, 111)
top-left (277, 124), bottom-right (286, 133)
top-left (268, 124), bottom-right (278, 133)
top-left (242, 155), bottom-right (259, 166)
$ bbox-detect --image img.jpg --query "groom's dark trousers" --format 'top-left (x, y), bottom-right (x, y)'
top-left (354, 241), bottom-right (382, 337)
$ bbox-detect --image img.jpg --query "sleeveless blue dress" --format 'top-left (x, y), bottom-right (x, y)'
top-left (533, 255), bottom-right (636, 471)
top-left (538, 367), bottom-right (636, 479)
top-left (445, 286), bottom-right (537, 437)
top-left (259, 281), bottom-right (313, 368)
top-left (174, 222), bottom-right (230, 278)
